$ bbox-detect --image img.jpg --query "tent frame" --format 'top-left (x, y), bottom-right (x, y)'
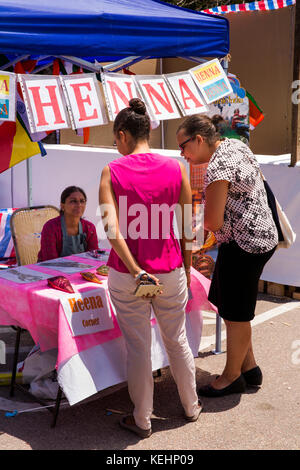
top-left (0, 54), bottom-right (215, 74)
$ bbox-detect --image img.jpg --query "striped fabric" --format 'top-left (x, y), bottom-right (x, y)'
top-left (190, 163), bottom-right (208, 191)
top-left (0, 208), bottom-right (16, 259)
top-left (203, 0), bottom-right (296, 14)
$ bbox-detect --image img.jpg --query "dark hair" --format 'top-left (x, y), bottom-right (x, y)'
top-left (60, 186), bottom-right (87, 215)
top-left (113, 98), bottom-right (151, 141)
top-left (177, 114), bottom-right (221, 146)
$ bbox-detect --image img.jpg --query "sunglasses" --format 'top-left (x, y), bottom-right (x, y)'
top-left (178, 136), bottom-right (195, 152)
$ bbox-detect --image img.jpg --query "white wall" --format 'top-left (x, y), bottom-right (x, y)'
top-left (257, 160), bottom-right (300, 287)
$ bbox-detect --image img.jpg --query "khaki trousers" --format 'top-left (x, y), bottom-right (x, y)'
top-left (108, 267), bottom-right (199, 430)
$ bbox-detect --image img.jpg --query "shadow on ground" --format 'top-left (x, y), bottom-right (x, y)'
top-left (0, 365), bottom-right (250, 450)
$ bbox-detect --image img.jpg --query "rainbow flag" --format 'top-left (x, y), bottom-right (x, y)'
top-left (0, 116), bottom-right (45, 174)
top-left (246, 91), bottom-right (265, 130)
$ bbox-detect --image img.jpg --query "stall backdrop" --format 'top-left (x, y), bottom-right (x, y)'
top-left (0, 1), bottom-right (298, 288)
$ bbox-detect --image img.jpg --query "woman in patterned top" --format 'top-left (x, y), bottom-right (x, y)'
top-left (176, 115), bottom-right (278, 397)
top-left (37, 186), bottom-right (98, 262)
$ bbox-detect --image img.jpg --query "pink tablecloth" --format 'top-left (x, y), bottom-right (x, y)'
top-left (0, 254), bottom-right (217, 404)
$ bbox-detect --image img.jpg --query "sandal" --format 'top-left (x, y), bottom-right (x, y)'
top-left (119, 415), bottom-right (152, 439)
top-left (184, 401), bottom-right (203, 422)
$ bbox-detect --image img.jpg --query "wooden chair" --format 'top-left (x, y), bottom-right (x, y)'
top-left (9, 205), bottom-right (63, 427)
top-left (10, 205), bottom-right (60, 266)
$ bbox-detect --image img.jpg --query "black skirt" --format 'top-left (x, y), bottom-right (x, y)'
top-left (208, 241), bottom-right (276, 322)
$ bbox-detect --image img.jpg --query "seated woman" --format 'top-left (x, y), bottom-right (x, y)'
top-left (22, 187), bottom-right (98, 399)
top-left (38, 186), bottom-right (98, 262)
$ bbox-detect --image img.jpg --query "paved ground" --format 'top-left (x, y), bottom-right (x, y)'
top-left (0, 293), bottom-right (299, 450)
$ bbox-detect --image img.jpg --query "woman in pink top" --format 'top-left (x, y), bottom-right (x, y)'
top-left (99, 99), bottom-right (201, 439)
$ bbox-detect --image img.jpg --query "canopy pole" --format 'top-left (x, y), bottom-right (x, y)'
top-left (160, 58), bottom-right (165, 149)
top-left (59, 56), bottom-right (101, 72)
top-left (0, 55), bottom-right (29, 70)
top-left (102, 56), bottom-right (148, 73)
top-left (10, 167), bottom-right (14, 208)
top-left (57, 55), bottom-right (146, 74)
top-left (26, 159), bottom-right (33, 207)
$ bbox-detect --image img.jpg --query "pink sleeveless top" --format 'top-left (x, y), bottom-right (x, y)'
top-left (107, 153), bottom-right (183, 274)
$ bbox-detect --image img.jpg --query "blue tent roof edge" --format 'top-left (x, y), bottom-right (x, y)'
top-left (0, 0), bottom-right (230, 59)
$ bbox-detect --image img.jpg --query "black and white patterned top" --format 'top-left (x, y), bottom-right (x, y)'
top-left (204, 138), bottom-right (278, 254)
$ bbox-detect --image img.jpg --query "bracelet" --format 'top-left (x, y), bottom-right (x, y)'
top-left (185, 267), bottom-right (191, 272)
top-left (135, 270), bottom-right (148, 280)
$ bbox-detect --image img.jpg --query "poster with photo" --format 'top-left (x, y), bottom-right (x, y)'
top-left (0, 266), bottom-right (52, 284)
top-left (206, 74), bottom-right (249, 145)
top-left (38, 258), bottom-right (94, 274)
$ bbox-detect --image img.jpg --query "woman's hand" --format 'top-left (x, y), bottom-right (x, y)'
top-left (135, 272), bottom-right (160, 286)
top-left (134, 271), bottom-right (162, 299)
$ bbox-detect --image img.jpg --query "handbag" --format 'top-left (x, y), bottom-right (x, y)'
top-left (261, 173), bottom-right (296, 249)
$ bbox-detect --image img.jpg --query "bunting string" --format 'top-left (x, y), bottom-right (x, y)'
top-left (202, 0), bottom-right (296, 15)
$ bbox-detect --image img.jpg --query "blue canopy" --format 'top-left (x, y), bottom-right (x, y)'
top-left (0, 0), bottom-right (229, 58)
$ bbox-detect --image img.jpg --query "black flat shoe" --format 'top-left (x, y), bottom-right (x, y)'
top-left (197, 374), bottom-right (246, 397)
top-left (242, 366), bottom-right (263, 387)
